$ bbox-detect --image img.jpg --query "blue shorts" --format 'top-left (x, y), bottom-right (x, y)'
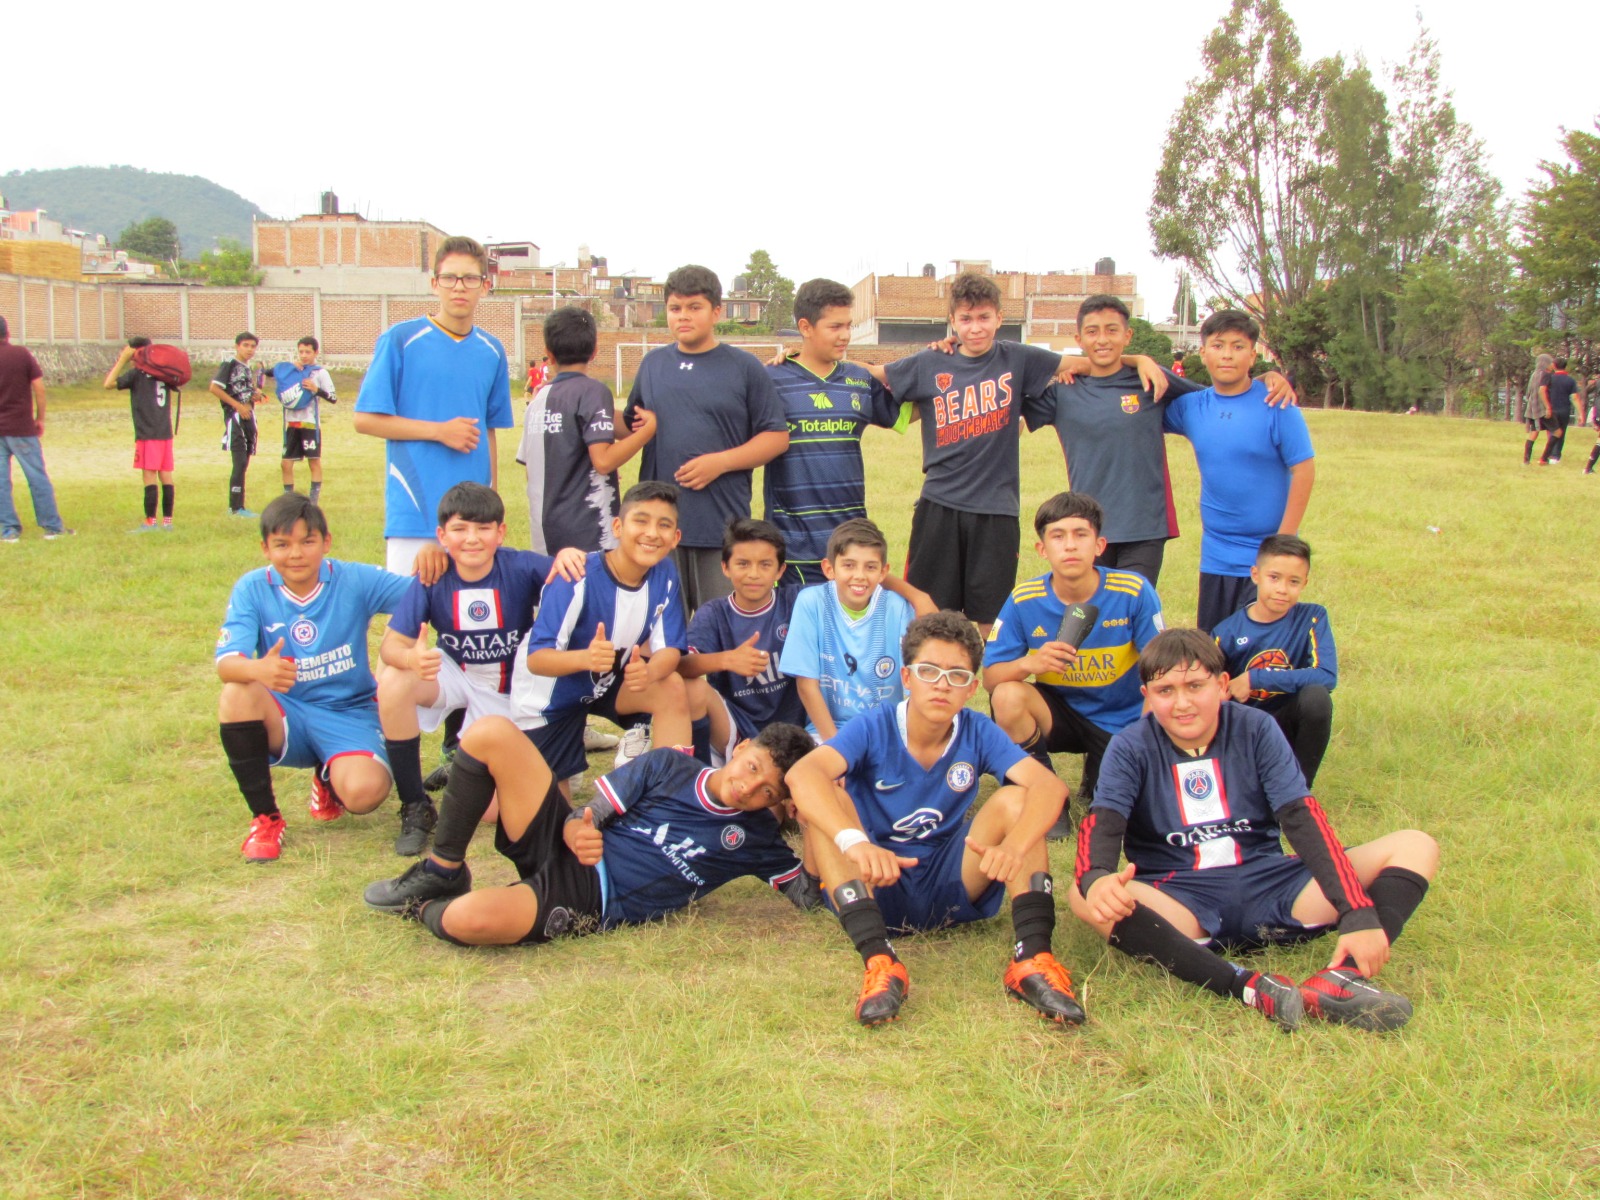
top-left (1144, 853), bottom-right (1329, 950)
top-left (852, 831), bottom-right (1004, 934)
top-left (524, 676), bottom-right (645, 782)
top-left (270, 693), bottom-right (389, 775)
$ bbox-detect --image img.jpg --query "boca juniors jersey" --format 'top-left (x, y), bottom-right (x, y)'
top-left (779, 583), bottom-right (915, 733)
top-left (592, 748), bottom-right (804, 926)
top-left (984, 568), bottom-right (1165, 734)
top-left (511, 551), bottom-right (687, 726)
top-left (215, 559), bottom-right (411, 710)
top-left (1092, 703), bottom-right (1310, 876)
top-left (686, 586), bottom-right (806, 739)
top-left (1212, 602), bottom-right (1337, 713)
top-left (388, 549), bottom-right (554, 695)
top-left (828, 702), bottom-right (1027, 857)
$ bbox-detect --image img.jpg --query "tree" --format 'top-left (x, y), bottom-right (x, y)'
top-left (117, 216), bottom-right (180, 262)
top-left (174, 238), bottom-right (262, 286)
top-left (741, 249), bottom-right (794, 332)
top-left (1517, 119), bottom-right (1600, 366)
top-left (1127, 318), bottom-right (1174, 362)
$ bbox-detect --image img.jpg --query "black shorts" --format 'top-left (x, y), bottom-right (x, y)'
top-left (904, 499), bottom-right (1020, 625)
top-left (282, 426), bottom-right (321, 460)
top-left (224, 418), bottom-right (257, 456)
top-left (1036, 686), bottom-right (1113, 799)
top-left (674, 546), bottom-right (732, 618)
top-left (524, 674), bottom-right (644, 782)
top-left (1096, 538), bottom-right (1166, 587)
top-left (492, 774), bottom-right (604, 944)
top-left (1197, 572), bottom-right (1256, 635)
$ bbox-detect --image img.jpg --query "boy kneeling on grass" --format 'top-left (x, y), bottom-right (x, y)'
top-left (362, 720), bottom-right (821, 943)
top-left (1071, 628), bottom-right (1438, 1031)
top-left (785, 612), bottom-right (1082, 1028)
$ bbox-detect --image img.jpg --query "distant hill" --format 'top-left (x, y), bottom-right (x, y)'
top-left (0, 166), bottom-right (269, 257)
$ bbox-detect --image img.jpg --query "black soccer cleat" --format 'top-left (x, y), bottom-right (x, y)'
top-left (394, 799), bottom-right (437, 857)
top-left (1242, 971), bottom-right (1304, 1031)
top-left (363, 859), bottom-right (471, 913)
top-left (855, 954), bottom-right (910, 1027)
top-left (422, 753), bottom-right (455, 793)
top-left (1300, 966), bottom-right (1414, 1032)
top-left (1004, 952), bottom-right (1087, 1025)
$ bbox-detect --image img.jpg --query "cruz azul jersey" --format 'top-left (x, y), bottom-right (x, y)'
top-left (778, 583), bottom-right (915, 733)
top-left (215, 559), bottom-right (411, 709)
top-left (686, 586), bottom-right (806, 739)
top-left (592, 748), bottom-right (803, 926)
top-left (830, 702), bottom-right (1027, 855)
top-left (762, 358), bottom-right (906, 571)
top-left (1212, 602), bottom-right (1337, 712)
top-left (511, 551), bottom-right (687, 726)
top-left (387, 549), bottom-right (555, 695)
top-left (1092, 704), bottom-right (1310, 876)
top-left (984, 568), bottom-right (1166, 734)
top-left (356, 317), bottom-right (514, 540)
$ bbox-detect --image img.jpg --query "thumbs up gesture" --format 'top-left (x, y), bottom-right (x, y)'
top-left (587, 622), bottom-right (616, 674)
top-left (259, 637), bottom-right (298, 693)
top-left (623, 641), bottom-right (652, 692)
top-left (563, 807), bottom-right (605, 865)
top-left (726, 631), bottom-right (769, 678)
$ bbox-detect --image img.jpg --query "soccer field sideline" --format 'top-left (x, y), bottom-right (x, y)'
top-left (1, 392), bottom-right (1596, 1199)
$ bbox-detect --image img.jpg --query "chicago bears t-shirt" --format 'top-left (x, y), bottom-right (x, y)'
top-left (686, 586), bottom-right (805, 739)
top-left (884, 341), bottom-right (1060, 517)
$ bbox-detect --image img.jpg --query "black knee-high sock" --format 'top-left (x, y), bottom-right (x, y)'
top-left (834, 883), bottom-right (895, 964)
top-left (1110, 905), bottom-right (1245, 999)
top-left (441, 706), bottom-right (465, 754)
top-left (161, 484), bottom-right (174, 519)
top-left (221, 721), bottom-right (278, 818)
top-left (1524, 437), bottom-right (1536, 464)
top-left (386, 736), bottom-right (427, 808)
top-left (420, 898), bottom-right (471, 945)
top-left (143, 484), bottom-right (158, 520)
top-left (1587, 443), bottom-right (1600, 472)
top-left (1010, 874), bottom-right (1056, 961)
top-left (430, 750), bottom-right (494, 863)
top-left (690, 715), bottom-right (712, 763)
top-left (1366, 866), bottom-right (1429, 945)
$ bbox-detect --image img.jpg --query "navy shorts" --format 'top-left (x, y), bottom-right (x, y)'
top-left (1144, 853), bottom-right (1330, 950)
top-left (523, 675), bottom-right (645, 782)
top-left (905, 499), bottom-right (1020, 626)
top-left (282, 425), bottom-right (320, 460)
top-left (849, 831), bottom-right (1004, 934)
top-left (493, 775), bottom-right (604, 944)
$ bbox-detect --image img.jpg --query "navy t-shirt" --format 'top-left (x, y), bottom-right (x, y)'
top-left (885, 341), bottom-right (1060, 517)
top-left (1546, 372), bottom-right (1579, 419)
top-left (516, 371), bottom-right (621, 554)
top-left (623, 343), bottom-right (787, 548)
top-left (685, 586), bottom-right (805, 739)
top-left (1023, 366), bottom-right (1202, 543)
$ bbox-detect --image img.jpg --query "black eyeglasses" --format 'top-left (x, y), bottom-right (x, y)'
top-left (436, 273), bottom-right (486, 290)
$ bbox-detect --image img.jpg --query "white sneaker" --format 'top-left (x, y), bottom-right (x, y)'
top-left (613, 724), bottom-right (651, 769)
top-left (583, 725), bottom-right (620, 752)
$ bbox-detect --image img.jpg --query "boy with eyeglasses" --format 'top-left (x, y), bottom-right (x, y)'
top-left (785, 611), bottom-right (1083, 1028)
top-left (355, 236), bottom-right (514, 574)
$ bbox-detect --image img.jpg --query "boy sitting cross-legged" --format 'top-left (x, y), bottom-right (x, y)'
top-left (1071, 629), bottom-right (1438, 1032)
top-left (1211, 535), bottom-right (1337, 788)
top-left (377, 482), bottom-right (586, 856)
top-left (785, 612), bottom-right (1083, 1028)
top-left (217, 493), bottom-right (423, 862)
top-left (362, 720), bottom-right (822, 941)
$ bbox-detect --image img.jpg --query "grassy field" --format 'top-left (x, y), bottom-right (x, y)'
top-left (2, 380), bottom-right (1597, 1199)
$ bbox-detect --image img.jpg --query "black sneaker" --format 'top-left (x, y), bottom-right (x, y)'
top-left (422, 748), bottom-right (456, 793)
top-left (394, 799), bottom-right (437, 857)
top-left (363, 859), bottom-right (471, 913)
top-left (1045, 811), bottom-right (1076, 842)
top-left (1242, 971), bottom-right (1304, 1031)
top-left (1300, 966), bottom-right (1413, 1032)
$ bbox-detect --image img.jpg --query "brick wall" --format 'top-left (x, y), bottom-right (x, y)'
top-left (189, 291), bottom-right (250, 341)
top-left (123, 290), bottom-right (183, 339)
top-left (254, 291), bottom-right (316, 343)
top-left (321, 296), bottom-right (383, 355)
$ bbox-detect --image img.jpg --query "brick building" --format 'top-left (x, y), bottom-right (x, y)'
top-left (252, 212), bottom-right (452, 295)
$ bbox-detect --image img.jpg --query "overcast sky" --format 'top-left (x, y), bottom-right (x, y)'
top-left (9, 1), bottom-right (1597, 317)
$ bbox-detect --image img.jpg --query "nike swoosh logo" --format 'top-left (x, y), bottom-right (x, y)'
top-left (265, 623), bottom-right (285, 632)
top-left (874, 779), bottom-right (904, 791)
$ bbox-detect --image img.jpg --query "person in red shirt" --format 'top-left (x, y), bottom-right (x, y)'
top-left (0, 315), bottom-right (72, 542)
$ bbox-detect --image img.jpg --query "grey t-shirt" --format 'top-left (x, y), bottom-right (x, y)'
top-left (885, 341), bottom-right (1060, 517)
top-left (516, 371), bottom-right (619, 554)
top-left (623, 342), bottom-right (786, 548)
top-left (1022, 366), bottom-right (1202, 543)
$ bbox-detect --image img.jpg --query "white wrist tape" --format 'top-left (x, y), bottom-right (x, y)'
top-left (834, 828), bottom-right (870, 854)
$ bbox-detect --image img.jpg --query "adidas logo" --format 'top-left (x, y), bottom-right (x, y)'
top-left (1032, 626), bottom-right (1047, 637)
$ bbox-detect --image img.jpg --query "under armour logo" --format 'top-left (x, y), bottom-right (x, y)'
top-left (679, 362), bottom-right (694, 370)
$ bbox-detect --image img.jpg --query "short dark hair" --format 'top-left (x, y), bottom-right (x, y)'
top-left (948, 272), bottom-right (1002, 316)
top-left (902, 611), bottom-right (984, 673)
top-left (434, 236), bottom-right (488, 275)
top-left (128, 336), bottom-right (152, 349)
top-left (753, 722), bottom-right (815, 785)
top-left (664, 264), bottom-right (722, 307)
top-left (1033, 491), bottom-right (1104, 538)
top-left (825, 517), bottom-right (888, 564)
top-left (1138, 628), bottom-right (1225, 684)
top-left (1555, 357), bottom-right (1569, 370)
top-left (543, 306), bottom-right (598, 366)
top-left (297, 336), bottom-right (319, 352)
top-left (721, 517), bottom-right (787, 565)
top-left (235, 331), bottom-right (258, 346)
top-left (260, 491), bottom-right (329, 540)
top-left (437, 481), bottom-right (504, 526)
top-left (619, 479), bottom-right (679, 517)
top-left (1077, 294), bottom-right (1131, 327)
top-left (1256, 534), bottom-right (1311, 568)
top-left (794, 278), bottom-right (854, 327)
top-left (1199, 309), bottom-right (1260, 345)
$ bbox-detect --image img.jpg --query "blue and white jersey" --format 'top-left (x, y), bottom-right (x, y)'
top-left (510, 551), bottom-right (687, 726)
top-left (1093, 703), bottom-right (1309, 876)
top-left (1212, 602), bottom-right (1338, 713)
top-left (984, 568), bottom-right (1166, 734)
top-left (685, 585), bottom-right (805, 740)
top-left (215, 559), bottom-right (411, 710)
top-left (828, 701), bottom-right (1027, 857)
top-left (592, 748), bottom-right (804, 926)
top-left (778, 583), bottom-right (916, 733)
top-left (356, 317), bottom-right (514, 540)
top-left (388, 549), bottom-right (554, 695)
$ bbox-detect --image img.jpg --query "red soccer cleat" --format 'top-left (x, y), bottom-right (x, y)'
top-left (855, 954), bottom-right (910, 1026)
top-left (241, 813), bottom-right (286, 862)
top-left (1004, 952), bottom-right (1087, 1025)
top-left (307, 769), bottom-right (344, 822)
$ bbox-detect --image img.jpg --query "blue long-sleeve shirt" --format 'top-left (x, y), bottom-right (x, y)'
top-left (1211, 602), bottom-right (1336, 712)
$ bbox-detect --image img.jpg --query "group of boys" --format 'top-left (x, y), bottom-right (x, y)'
top-left (211, 239), bottom-right (1436, 1038)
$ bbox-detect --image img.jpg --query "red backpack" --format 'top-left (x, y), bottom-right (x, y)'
top-left (133, 344), bottom-right (193, 388)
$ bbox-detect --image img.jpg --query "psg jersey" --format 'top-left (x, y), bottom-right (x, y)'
top-left (686, 586), bottom-right (805, 739)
